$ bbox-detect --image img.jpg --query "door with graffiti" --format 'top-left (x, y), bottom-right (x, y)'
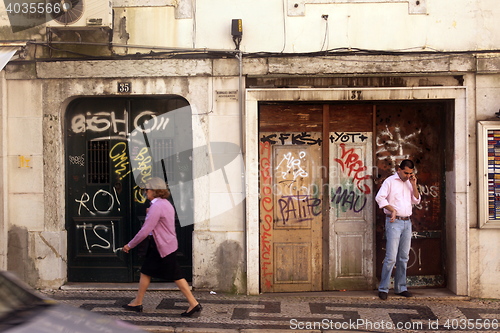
top-left (65, 97), bottom-right (194, 282)
top-left (259, 101), bottom-right (446, 292)
top-left (259, 134), bottom-right (323, 292)
top-left (329, 132), bottom-right (374, 290)
top-left (259, 104), bottom-right (324, 292)
top-left (375, 102), bottom-right (447, 288)
top-left (258, 103), bottom-right (375, 292)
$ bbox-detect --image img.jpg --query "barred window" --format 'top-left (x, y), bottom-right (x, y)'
top-left (87, 141), bottom-right (110, 184)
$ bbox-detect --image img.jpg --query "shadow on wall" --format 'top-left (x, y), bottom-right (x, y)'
top-left (216, 240), bottom-right (244, 293)
top-left (7, 226), bottom-right (39, 287)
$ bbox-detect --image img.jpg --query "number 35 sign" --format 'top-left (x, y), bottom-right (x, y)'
top-left (117, 82), bottom-right (132, 93)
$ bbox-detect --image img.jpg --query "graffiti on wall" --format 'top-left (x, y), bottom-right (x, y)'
top-left (76, 221), bottom-right (122, 253)
top-left (70, 110), bottom-right (170, 141)
top-left (330, 132), bottom-right (369, 143)
top-left (330, 138), bottom-right (372, 214)
top-left (75, 188), bottom-right (121, 216)
top-left (277, 193), bottom-right (321, 224)
top-left (376, 125), bottom-right (422, 172)
top-left (334, 143), bottom-right (371, 195)
top-left (259, 141), bottom-right (273, 291)
top-left (261, 132), bottom-right (322, 146)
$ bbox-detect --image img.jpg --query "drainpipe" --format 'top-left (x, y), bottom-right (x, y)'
top-left (237, 51), bottom-right (245, 157)
top-left (236, 50), bottom-right (248, 285)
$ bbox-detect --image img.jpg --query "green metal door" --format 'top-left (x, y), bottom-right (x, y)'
top-left (65, 96), bottom-right (193, 282)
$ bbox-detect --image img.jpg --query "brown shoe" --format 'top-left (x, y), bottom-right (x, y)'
top-left (378, 292), bottom-right (388, 300)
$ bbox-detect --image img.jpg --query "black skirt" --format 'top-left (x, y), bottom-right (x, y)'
top-left (140, 236), bottom-right (183, 281)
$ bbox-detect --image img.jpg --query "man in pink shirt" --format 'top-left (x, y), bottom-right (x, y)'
top-left (375, 159), bottom-right (421, 300)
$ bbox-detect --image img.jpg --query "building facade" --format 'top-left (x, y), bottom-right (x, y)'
top-left (0, 0), bottom-right (499, 298)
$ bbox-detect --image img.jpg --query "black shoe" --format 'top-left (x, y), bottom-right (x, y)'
top-left (395, 291), bottom-right (413, 297)
top-left (378, 292), bottom-right (388, 300)
top-left (122, 304), bottom-right (143, 312)
top-left (181, 303), bottom-right (202, 317)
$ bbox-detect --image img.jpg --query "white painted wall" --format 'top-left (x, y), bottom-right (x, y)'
top-left (113, 0), bottom-right (500, 53)
top-left (468, 74), bottom-right (500, 298)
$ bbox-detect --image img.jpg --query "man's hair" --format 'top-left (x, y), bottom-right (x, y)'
top-left (399, 159), bottom-right (415, 170)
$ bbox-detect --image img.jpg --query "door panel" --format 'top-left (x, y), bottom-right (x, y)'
top-left (329, 133), bottom-right (374, 290)
top-left (66, 97), bottom-right (193, 282)
top-left (375, 102), bottom-right (446, 287)
top-left (66, 99), bottom-right (132, 282)
top-left (259, 131), bottom-right (322, 292)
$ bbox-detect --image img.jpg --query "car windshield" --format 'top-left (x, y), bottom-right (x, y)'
top-left (0, 272), bottom-right (45, 320)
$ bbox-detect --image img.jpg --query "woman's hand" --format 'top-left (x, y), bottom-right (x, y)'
top-left (123, 244), bottom-right (131, 253)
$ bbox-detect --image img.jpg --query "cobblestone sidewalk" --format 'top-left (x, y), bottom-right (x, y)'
top-left (39, 288), bottom-right (500, 333)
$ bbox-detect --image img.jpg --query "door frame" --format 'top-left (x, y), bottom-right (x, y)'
top-left (245, 87), bottom-right (468, 295)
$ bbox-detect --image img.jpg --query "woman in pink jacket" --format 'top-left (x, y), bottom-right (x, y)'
top-left (122, 177), bottom-right (201, 317)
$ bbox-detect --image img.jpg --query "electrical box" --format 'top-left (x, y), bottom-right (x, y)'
top-left (231, 19), bottom-right (242, 37)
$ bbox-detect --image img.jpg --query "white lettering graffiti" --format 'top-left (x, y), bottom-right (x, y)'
top-left (71, 110), bottom-right (128, 138)
top-left (275, 151), bottom-right (309, 181)
top-left (376, 125), bottom-right (422, 171)
top-left (76, 221), bottom-right (121, 253)
top-left (75, 188), bottom-right (120, 216)
top-left (133, 111), bottom-right (170, 134)
top-left (69, 110), bottom-right (170, 140)
top-left (69, 154), bottom-right (85, 167)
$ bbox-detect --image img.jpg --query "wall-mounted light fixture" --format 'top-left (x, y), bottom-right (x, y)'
top-left (231, 19), bottom-right (243, 50)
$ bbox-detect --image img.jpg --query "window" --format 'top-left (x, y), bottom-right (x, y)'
top-left (87, 141), bottom-right (110, 184)
top-left (478, 121), bottom-right (500, 228)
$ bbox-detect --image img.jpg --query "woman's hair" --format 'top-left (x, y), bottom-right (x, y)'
top-left (145, 177), bottom-right (170, 199)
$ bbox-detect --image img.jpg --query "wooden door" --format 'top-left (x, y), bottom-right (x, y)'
top-left (259, 133), bottom-right (323, 292)
top-left (375, 102), bottom-right (447, 287)
top-left (328, 132), bottom-right (374, 290)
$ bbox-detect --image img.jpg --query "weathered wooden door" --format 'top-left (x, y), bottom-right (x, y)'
top-left (258, 103), bottom-right (376, 292)
top-left (375, 102), bottom-right (446, 287)
top-left (259, 134), bottom-right (323, 292)
top-left (329, 132), bottom-right (374, 290)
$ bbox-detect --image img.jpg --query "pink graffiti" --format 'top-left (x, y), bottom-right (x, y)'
top-left (334, 143), bottom-right (371, 194)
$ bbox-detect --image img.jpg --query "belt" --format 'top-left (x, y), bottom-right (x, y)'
top-left (387, 215), bottom-right (411, 220)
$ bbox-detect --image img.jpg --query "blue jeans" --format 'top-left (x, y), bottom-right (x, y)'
top-left (378, 217), bottom-right (412, 293)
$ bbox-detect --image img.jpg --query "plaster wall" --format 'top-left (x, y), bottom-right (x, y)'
top-left (468, 74), bottom-right (500, 298)
top-left (1, 1), bottom-right (499, 56)
top-left (111, 0), bottom-right (500, 53)
top-left (5, 59), bottom-right (246, 291)
top-left (469, 229), bottom-right (500, 298)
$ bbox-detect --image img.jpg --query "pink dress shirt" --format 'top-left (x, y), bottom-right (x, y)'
top-left (375, 173), bottom-right (421, 217)
top-left (127, 197), bottom-right (178, 258)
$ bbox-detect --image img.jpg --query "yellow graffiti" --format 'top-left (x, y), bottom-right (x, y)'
top-left (109, 142), bottom-right (131, 180)
top-left (132, 146), bottom-right (153, 203)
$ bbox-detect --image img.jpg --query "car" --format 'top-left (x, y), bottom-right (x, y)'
top-left (0, 271), bottom-right (145, 332)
